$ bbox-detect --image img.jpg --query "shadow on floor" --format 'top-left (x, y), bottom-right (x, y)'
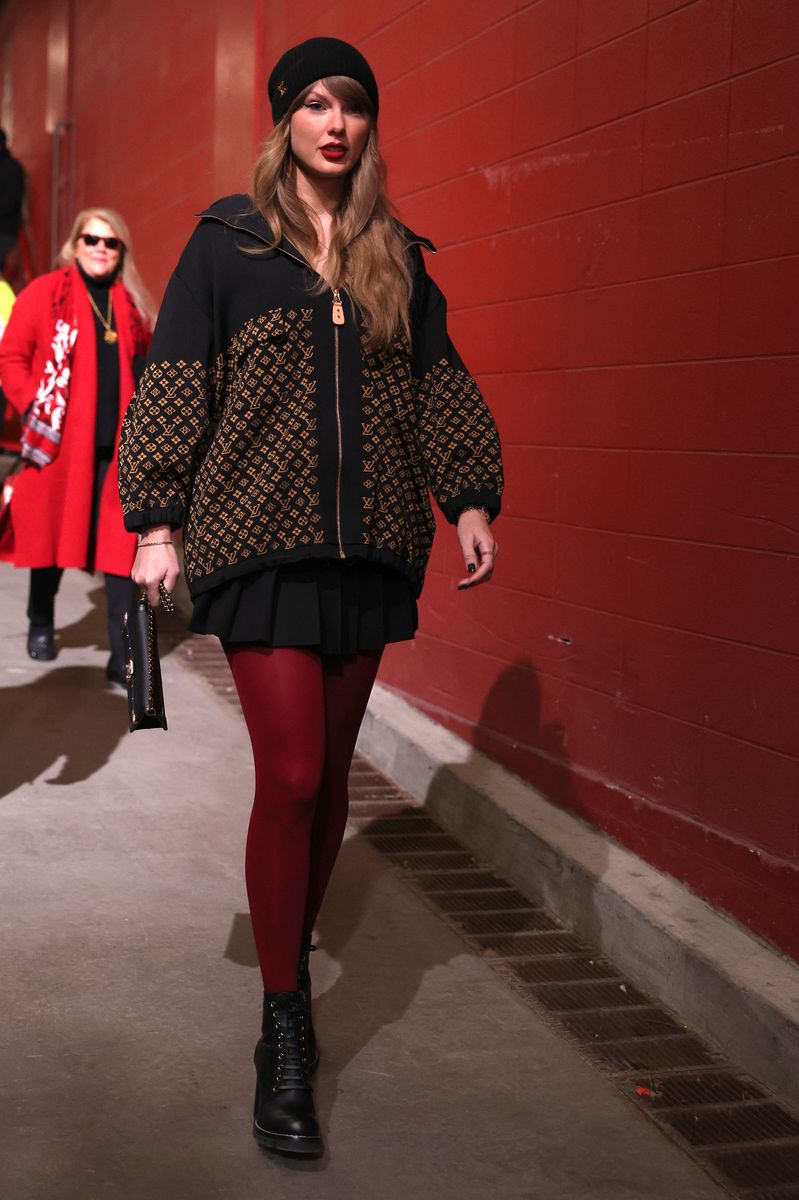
top-left (56, 581), bottom-right (190, 656)
top-left (0, 665), bottom-right (128, 799)
top-left (54, 582), bottom-right (110, 651)
top-left (316, 834), bottom-right (462, 1156)
top-left (221, 826), bottom-right (460, 1172)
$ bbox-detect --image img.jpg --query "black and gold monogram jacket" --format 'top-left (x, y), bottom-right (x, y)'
top-left (118, 194), bottom-right (503, 598)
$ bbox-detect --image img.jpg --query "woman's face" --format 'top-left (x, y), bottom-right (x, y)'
top-left (74, 216), bottom-right (123, 280)
top-left (289, 81), bottom-right (370, 184)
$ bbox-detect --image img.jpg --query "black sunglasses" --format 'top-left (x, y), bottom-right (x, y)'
top-left (79, 232), bottom-right (124, 250)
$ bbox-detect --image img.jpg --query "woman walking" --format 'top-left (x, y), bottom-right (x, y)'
top-left (0, 208), bottom-right (153, 680)
top-left (119, 37), bottom-right (503, 1157)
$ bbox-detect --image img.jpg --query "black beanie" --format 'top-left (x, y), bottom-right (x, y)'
top-left (267, 37), bottom-right (379, 125)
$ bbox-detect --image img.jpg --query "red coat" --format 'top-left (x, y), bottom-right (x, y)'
top-left (0, 266), bottom-right (150, 574)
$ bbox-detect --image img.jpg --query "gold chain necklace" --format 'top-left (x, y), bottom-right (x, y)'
top-left (86, 289), bottom-right (118, 344)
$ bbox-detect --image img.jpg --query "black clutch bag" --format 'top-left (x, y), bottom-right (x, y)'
top-left (122, 583), bottom-right (174, 732)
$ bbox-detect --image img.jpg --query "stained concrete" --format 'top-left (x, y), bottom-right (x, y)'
top-left (0, 564), bottom-right (727, 1200)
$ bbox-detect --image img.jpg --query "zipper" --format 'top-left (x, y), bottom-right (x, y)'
top-left (207, 214), bottom-right (428, 563)
top-left (208, 213), bottom-right (347, 557)
top-left (332, 288), bottom-right (346, 559)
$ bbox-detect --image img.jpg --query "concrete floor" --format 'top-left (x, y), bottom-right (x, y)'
top-left (0, 564), bottom-right (728, 1200)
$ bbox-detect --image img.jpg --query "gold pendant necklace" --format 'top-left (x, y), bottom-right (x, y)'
top-left (86, 287), bottom-right (118, 344)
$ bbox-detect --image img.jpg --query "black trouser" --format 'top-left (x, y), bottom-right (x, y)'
top-left (27, 567), bottom-right (135, 668)
top-left (26, 450), bottom-right (135, 667)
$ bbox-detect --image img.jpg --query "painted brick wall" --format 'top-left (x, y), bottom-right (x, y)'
top-left (360, 0), bottom-right (799, 960)
top-left (67, 0), bottom-right (217, 289)
top-left (2, 0), bottom-right (798, 960)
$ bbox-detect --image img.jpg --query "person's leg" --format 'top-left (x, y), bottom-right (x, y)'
top-left (302, 650), bottom-right (382, 937)
top-left (26, 566), bottom-right (63, 659)
top-left (226, 643), bottom-right (326, 1156)
top-left (224, 644), bottom-right (327, 993)
top-left (27, 566), bottom-right (63, 627)
top-left (104, 572), bottom-right (136, 678)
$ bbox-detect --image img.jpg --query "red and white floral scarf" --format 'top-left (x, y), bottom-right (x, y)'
top-left (20, 268), bottom-right (80, 468)
top-left (20, 267), bottom-right (148, 469)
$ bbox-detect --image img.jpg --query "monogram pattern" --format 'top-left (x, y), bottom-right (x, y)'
top-left (185, 307), bottom-right (324, 577)
top-left (118, 358), bottom-right (210, 521)
top-left (120, 312), bottom-right (503, 592)
top-left (415, 358), bottom-right (504, 511)
top-left (361, 339), bottom-right (436, 576)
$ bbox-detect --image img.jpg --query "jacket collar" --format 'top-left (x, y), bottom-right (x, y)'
top-left (197, 193), bottom-right (436, 256)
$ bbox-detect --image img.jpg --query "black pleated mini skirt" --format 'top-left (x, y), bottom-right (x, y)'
top-left (189, 559), bottom-right (418, 655)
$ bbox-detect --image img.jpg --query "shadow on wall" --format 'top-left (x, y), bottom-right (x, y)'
top-left (423, 658), bottom-right (611, 945)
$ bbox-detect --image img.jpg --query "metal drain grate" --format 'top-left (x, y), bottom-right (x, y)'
top-left (456, 909), bottom-right (565, 936)
top-left (348, 800), bottom-right (418, 819)
top-left (623, 1072), bottom-right (767, 1110)
top-left (176, 628), bottom-right (799, 1200)
top-left (471, 925), bottom-right (565, 951)
top-left (433, 888), bottom-right (533, 914)
top-left (512, 954), bottom-right (621, 983)
top-left (560, 1007), bottom-right (686, 1042)
top-left (361, 815), bottom-right (441, 835)
top-left (384, 850), bottom-right (484, 871)
top-left (583, 1034), bottom-right (717, 1072)
top-left (414, 870), bottom-right (516, 892)
top-left (662, 1104), bottom-right (799, 1148)
top-left (708, 1146), bottom-right (799, 1188)
top-left (368, 832), bottom-right (464, 854)
top-left (529, 980), bottom-right (652, 1012)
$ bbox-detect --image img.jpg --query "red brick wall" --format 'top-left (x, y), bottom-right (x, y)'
top-left (2, 0), bottom-right (798, 959)
top-left (359, 0), bottom-right (799, 960)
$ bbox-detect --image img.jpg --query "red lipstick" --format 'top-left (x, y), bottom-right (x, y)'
top-left (321, 143), bottom-right (346, 161)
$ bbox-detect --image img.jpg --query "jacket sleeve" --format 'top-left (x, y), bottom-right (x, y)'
top-left (118, 224), bottom-right (214, 532)
top-left (0, 276), bottom-right (47, 416)
top-left (409, 248), bottom-right (504, 524)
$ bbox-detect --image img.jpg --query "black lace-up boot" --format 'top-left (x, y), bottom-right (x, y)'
top-left (253, 991), bottom-right (323, 1157)
top-left (297, 938), bottom-right (319, 1075)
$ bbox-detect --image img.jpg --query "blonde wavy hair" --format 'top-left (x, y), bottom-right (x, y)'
top-left (251, 76), bottom-right (412, 352)
top-left (59, 207), bottom-right (157, 328)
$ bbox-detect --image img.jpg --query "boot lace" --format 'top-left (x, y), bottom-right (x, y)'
top-left (270, 994), bottom-right (311, 1092)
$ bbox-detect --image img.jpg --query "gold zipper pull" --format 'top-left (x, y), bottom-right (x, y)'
top-left (332, 288), bottom-right (345, 326)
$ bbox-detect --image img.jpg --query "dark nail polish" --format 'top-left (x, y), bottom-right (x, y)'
top-left (467, 563), bottom-right (476, 573)
top-left (457, 583), bottom-right (468, 591)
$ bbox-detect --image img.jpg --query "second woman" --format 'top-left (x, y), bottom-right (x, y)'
top-left (0, 207), bottom-right (153, 679)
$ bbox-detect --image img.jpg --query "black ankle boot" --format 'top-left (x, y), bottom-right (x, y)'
top-left (27, 623), bottom-right (55, 661)
top-left (297, 938), bottom-right (319, 1074)
top-left (253, 991), bottom-right (323, 1157)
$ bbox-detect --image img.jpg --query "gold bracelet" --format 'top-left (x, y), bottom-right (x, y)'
top-left (457, 505), bottom-right (491, 524)
top-left (138, 539), bottom-right (173, 547)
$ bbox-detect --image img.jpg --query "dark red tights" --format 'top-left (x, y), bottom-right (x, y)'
top-left (224, 645), bottom-right (381, 992)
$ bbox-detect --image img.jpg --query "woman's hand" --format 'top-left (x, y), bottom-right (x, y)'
top-left (456, 508), bottom-right (497, 590)
top-left (131, 524), bottom-right (180, 607)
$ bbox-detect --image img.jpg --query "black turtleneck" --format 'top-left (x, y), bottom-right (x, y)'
top-left (77, 262), bottom-right (120, 452)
